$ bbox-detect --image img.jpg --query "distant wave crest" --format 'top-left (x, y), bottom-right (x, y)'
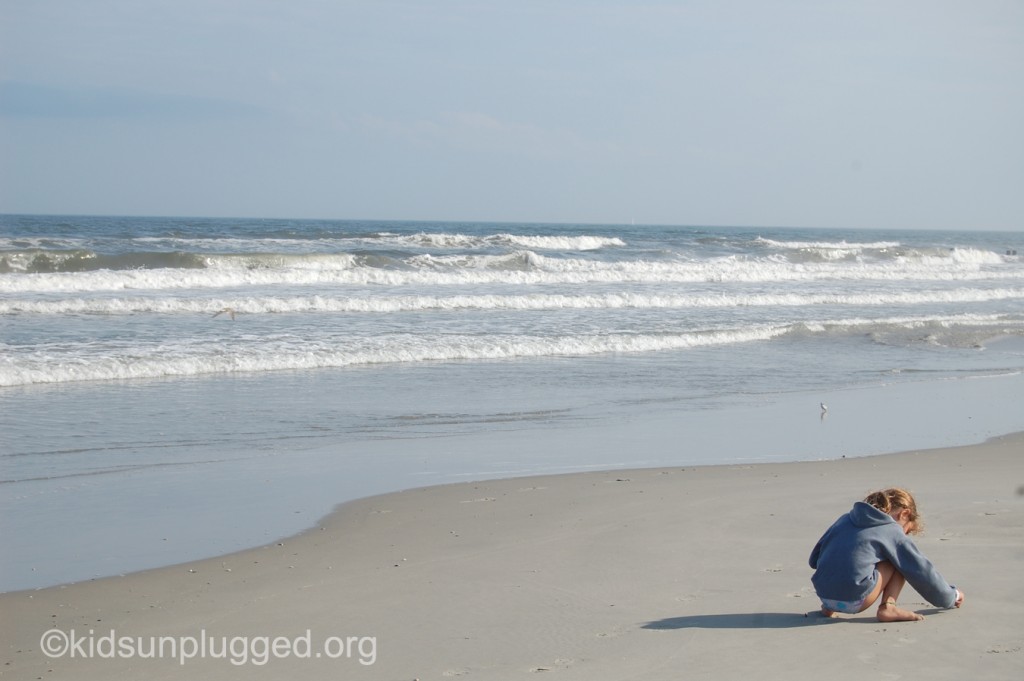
top-left (2, 249), bottom-right (1016, 293)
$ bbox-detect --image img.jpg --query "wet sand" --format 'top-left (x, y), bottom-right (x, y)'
top-left (2, 432), bottom-right (1022, 680)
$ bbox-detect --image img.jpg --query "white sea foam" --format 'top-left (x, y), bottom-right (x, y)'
top-left (3, 288), bottom-right (1023, 316)
top-left (2, 250), bottom-right (1017, 294)
top-left (377, 232), bottom-right (625, 251)
top-left (939, 248), bottom-right (1010, 265)
top-left (125, 232), bottom-right (625, 252)
top-left (0, 326), bottom-right (791, 387)
top-left (201, 252), bottom-right (361, 270)
top-left (491, 233), bottom-right (625, 250)
top-left (754, 238), bottom-right (1010, 266)
top-left (793, 312), bottom-right (1018, 333)
top-left (4, 313), bottom-right (1021, 387)
top-left (756, 236), bottom-right (902, 250)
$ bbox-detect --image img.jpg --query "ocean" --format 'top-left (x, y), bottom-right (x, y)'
top-left (2, 214), bottom-right (1023, 591)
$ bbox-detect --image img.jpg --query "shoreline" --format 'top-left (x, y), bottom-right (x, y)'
top-left (3, 431), bottom-right (1023, 679)
top-left (6, 425), bottom-right (1023, 596)
top-left (5, 370), bottom-right (1024, 593)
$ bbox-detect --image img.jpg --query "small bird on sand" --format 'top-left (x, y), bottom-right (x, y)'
top-left (820, 402), bottom-right (828, 413)
top-left (212, 307), bottom-right (236, 320)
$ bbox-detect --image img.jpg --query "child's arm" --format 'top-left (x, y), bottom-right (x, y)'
top-left (808, 540), bottom-right (822, 569)
top-left (890, 538), bottom-right (959, 608)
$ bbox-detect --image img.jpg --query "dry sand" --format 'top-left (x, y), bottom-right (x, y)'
top-left (2, 433), bottom-right (1022, 680)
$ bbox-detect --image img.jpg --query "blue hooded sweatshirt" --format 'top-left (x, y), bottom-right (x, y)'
top-left (809, 501), bottom-right (958, 608)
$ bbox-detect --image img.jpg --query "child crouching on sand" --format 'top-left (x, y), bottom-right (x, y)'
top-left (809, 488), bottom-right (964, 621)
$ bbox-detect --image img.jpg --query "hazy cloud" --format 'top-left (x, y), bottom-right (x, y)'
top-left (0, 81), bottom-right (263, 120)
top-left (359, 110), bottom-right (634, 162)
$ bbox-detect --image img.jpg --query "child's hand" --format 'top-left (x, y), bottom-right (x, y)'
top-left (954, 589), bottom-right (964, 608)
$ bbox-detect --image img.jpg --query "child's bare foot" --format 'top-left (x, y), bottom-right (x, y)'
top-left (820, 606), bottom-right (838, 618)
top-left (877, 599), bottom-right (924, 622)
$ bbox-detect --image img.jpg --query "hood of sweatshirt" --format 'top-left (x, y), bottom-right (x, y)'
top-left (848, 501), bottom-right (896, 528)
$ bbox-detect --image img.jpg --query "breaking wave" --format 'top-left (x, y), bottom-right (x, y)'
top-left (2, 250), bottom-right (1016, 294)
top-left (4, 288), bottom-right (1023, 316)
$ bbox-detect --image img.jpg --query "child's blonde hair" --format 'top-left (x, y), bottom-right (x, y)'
top-left (864, 487), bottom-right (922, 535)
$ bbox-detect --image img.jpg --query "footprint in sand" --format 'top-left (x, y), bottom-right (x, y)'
top-left (988, 645), bottom-right (1022, 654)
top-left (789, 586), bottom-right (815, 599)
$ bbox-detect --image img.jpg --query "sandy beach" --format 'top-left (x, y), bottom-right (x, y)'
top-left (2, 432), bottom-right (1022, 680)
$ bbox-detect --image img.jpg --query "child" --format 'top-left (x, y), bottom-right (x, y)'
top-left (809, 488), bottom-right (964, 621)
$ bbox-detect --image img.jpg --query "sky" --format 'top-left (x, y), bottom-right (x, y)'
top-left (0, 0), bottom-right (1022, 230)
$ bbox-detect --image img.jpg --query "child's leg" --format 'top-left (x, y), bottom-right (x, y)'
top-left (820, 562), bottom-right (925, 620)
top-left (873, 561), bottom-right (925, 622)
